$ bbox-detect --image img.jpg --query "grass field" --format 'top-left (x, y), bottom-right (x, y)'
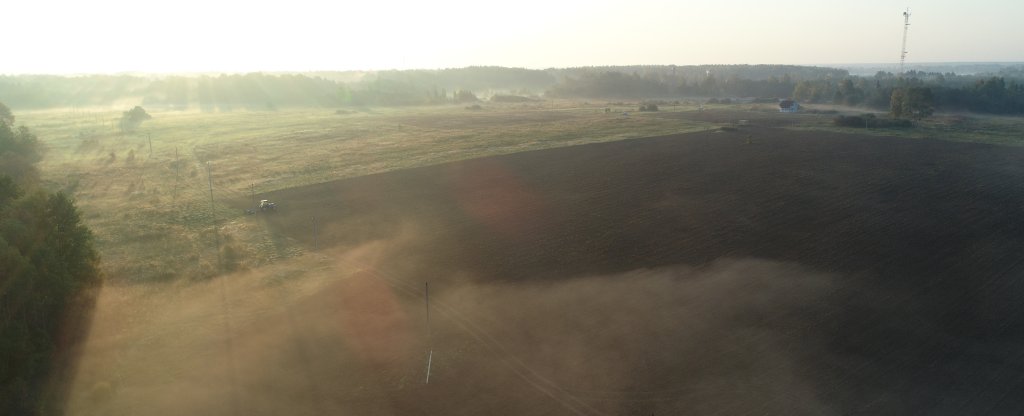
top-left (22, 102), bottom-right (721, 282)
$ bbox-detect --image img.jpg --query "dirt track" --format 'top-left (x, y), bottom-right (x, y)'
top-left (244, 127), bottom-right (1024, 415)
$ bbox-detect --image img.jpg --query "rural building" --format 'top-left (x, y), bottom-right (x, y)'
top-left (778, 99), bottom-right (799, 113)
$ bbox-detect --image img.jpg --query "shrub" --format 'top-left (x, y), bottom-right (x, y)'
top-left (490, 94), bottom-right (533, 103)
top-left (833, 115), bottom-right (868, 127)
top-left (119, 106), bottom-right (151, 133)
top-left (454, 89), bottom-right (479, 103)
top-left (833, 114), bottom-right (912, 128)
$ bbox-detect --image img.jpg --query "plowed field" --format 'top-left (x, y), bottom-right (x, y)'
top-left (204, 126), bottom-right (1024, 414)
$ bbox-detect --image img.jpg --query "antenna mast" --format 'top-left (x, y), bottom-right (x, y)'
top-left (899, 8), bottom-right (911, 75)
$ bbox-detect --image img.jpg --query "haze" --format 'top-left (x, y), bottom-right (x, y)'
top-left (6, 0), bottom-right (1024, 74)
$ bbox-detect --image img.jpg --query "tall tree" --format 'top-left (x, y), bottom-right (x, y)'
top-left (0, 101), bottom-right (100, 415)
top-left (891, 87), bottom-right (935, 120)
top-left (0, 111), bottom-right (42, 185)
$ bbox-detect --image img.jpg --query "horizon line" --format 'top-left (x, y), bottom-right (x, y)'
top-left (3, 61), bottom-right (1023, 77)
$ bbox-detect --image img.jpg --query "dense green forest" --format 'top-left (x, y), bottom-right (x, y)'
top-left (1, 65), bottom-right (1023, 114)
top-left (0, 102), bottom-right (101, 415)
top-left (792, 71), bottom-right (1024, 114)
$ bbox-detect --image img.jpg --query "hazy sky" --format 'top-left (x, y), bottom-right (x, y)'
top-left (4, 0), bottom-right (1023, 74)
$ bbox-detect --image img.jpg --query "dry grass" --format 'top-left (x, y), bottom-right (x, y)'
top-left (20, 102), bottom-right (713, 282)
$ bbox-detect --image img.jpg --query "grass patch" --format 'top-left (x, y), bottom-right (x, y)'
top-left (790, 112), bottom-right (1024, 145)
top-left (20, 104), bottom-right (712, 281)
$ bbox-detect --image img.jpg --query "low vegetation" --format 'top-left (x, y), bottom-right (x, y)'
top-left (833, 114), bottom-right (912, 128)
top-left (18, 103), bottom-right (717, 283)
top-left (118, 106), bottom-right (151, 133)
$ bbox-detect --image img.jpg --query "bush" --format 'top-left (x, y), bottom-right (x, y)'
top-left (638, 103), bottom-right (659, 112)
top-left (119, 106), bottom-right (151, 133)
top-left (454, 89), bottom-right (479, 103)
top-left (833, 115), bottom-right (868, 127)
top-left (220, 243), bottom-right (244, 272)
top-left (490, 94), bottom-right (534, 103)
top-left (833, 114), bottom-right (912, 128)
top-left (877, 118), bottom-right (913, 128)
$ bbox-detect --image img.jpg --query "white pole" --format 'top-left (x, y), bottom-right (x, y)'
top-left (425, 350), bottom-right (433, 384)
top-left (425, 282), bottom-right (432, 384)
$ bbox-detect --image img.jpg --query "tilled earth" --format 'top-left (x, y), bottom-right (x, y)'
top-left (243, 127), bottom-right (1024, 415)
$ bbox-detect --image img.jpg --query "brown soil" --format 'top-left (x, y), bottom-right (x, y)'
top-left (235, 127), bottom-right (1024, 415)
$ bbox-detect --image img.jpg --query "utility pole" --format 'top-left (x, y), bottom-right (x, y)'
top-left (425, 282), bottom-right (431, 335)
top-left (311, 216), bottom-right (318, 250)
top-left (207, 162), bottom-right (221, 271)
top-left (425, 281), bottom-right (433, 384)
top-left (899, 8), bottom-right (911, 76)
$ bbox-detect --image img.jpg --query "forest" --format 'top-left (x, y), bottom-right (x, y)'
top-left (1, 65), bottom-right (1022, 114)
top-left (0, 102), bottom-right (101, 415)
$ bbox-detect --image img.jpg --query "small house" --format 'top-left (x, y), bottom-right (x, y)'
top-left (778, 99), bottom-right (799, 113)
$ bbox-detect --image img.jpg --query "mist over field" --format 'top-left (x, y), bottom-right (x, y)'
top-left (2, 87), bottom-right (1022, 415)
top-left (47, 121), bottom-right (1024, 414)
top-left (4, 3), bottom-right (1024, 411)
top-left (441, 259), bottom-right (843, 413)
top-left (68, 237), bottom-right (850, 416)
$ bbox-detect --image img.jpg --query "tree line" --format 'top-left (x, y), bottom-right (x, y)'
top-left (2, 65), bottom-right (1023, 115)
top-left (1, 102), bottom-right (101, 415)
top-left (793, 71), bottom-right (1024, 115)
top-left (0, 65), bottom-right (840, 109)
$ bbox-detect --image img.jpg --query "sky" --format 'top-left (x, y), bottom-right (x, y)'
top-left (4, 0), bottom-right (1023, 74)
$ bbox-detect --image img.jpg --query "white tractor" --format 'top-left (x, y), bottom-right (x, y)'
top-left (259, 199), bottom-right (277, 212)
top-left (247, 199), bottom-right (277, 214)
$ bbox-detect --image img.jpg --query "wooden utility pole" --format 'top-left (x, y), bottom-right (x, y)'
top-left (207, 162), bottom-right (221, 271)
top-left (425, 282), bottom-right (431, 332)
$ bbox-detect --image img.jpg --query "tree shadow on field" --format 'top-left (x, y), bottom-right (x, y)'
top-left (38, 279), bottom-right (104, 415)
